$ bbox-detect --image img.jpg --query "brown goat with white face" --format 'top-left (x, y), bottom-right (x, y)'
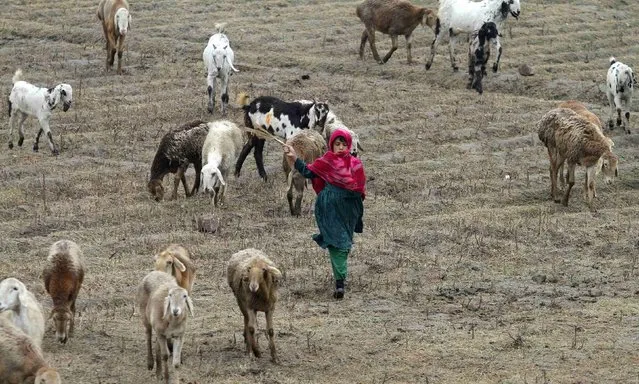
top-left (227, 249), bottom-right (282, 363)
top-left (154, 244), bottom-right (196, 294)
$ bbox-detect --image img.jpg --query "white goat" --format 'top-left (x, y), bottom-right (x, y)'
top-left (7, 69), bottom-right (72, 155)
top-left (0, 278), bottom-right (45, 350)
top-left (467, 22), bottom-right (502, 94)
top-left (203, 23), bottom-right (239, 115)
top-left (200, 120), bottom-right (243, 206)
top-left (606, 57), bottom-right (636, 134)
top-left (425, 0), bottom-right (520, 71)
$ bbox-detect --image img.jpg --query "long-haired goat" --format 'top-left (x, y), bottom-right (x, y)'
top-left (0, 278), bottom-right (45, 350)
top-left (227, 249), bottom-right (282, 363)
top-left (356, 0), bottom-right (438, 64)
top-left (43, 240), bottom-right (85, 344)
top-left (606, 57), bottom-right (636, 134)
top-left (203, 23), bottom-right (239, 115)
top-left (154, 244), bottom-right (196, 294)
top-left (537, 108), bottom-right (618, 208)
top-left (97, 0), bottom-right (131, 74)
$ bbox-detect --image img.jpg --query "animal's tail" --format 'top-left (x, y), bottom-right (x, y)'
top-left (12, 69), bottom-right (23, 84)
top-left (609, 57), bottom-right (617, 66)
top-left (236, 92), bottom-right (251, 110)
top-left (215, 22), bottom-right (227, 34)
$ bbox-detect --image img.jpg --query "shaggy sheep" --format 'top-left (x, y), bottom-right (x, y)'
top-left (282, 129), bottom-right (327, 216)
top-left (148, 120), bottom-right (210, 202)
top-left (322, 111), bottom-right (363, 157)
top-left (0, 278), bottom-right (45, 350)
top-left (235, 93), bottom-right (329, 181)
top-left (137, 271), bottom-right (193, 384)
top-left (7, 69), bottom-right (72, 155)
top-left (425, 0), bottom-right (520, 71)
top-left (356, 0), bottom-right (438, 64)
top-left (200, 120), bottom-right (244, 206)
top-left (154, 244), bottom-right (196, 294)
top-left (467, 22), bottom-right (501, 94)
top-left (537, 108), bottom-right (618, 208)
top-left (43, 240), bottom-right (85, 344)
top-left (97, 0), bottom-right (131, 74)
top-left (227, 249), bottom-right (282, 362)
top-left (606, 57), bottom-right (636, 134)
top-left (203, 23), bottom-right (239, 115)
top-left (0, 317), bottom-right (61, 384)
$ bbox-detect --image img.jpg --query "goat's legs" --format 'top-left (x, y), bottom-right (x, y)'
top-left (381, 35), bottom-right (398, 64)
top-left (7, 109), bottom-right (16, 149)
top-left (492, 43), bottom-right (502, 73)
top-left (116, 36), bottom-right (125, 75)
top-left (220, 74), bottom-right (229, 116)
top-left (191, 162), bottom-right (202, 196)
top-left (235, 136), bottom-right (256, 177)
top-left (425, 33), bottom-right (442, 70)
top-left (17, 112), bottom-right (27, 147)
top-left (405, 33), bottom-right (413, 64)
top-left (359, 30), bottom-right (368, 60)
top-left (622, 107), bottom-right (631, 134)
top-left (265, 310), bottom-right (277, 363)
top-left (365, 27), bottom-right (383, 64)
top-left (607, 93), bottom-right (616, 129)
top-left (206, 73), bottom-right (217, 114)
top-left (36, 119), bottom-right (58, 155)
top-left (448, 29), bottom-right (459, 71)
top-left (548, 150), bottom-right (560, 203)
top-left (253, 138), bottom-right (268, 181)
top-left (145, 325), bottom-right (154, 370)
top-left (561, 163), bottom-right (576, 206)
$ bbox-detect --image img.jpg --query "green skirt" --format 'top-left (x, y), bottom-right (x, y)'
top-left (312, 183), bottom-right (364, 250)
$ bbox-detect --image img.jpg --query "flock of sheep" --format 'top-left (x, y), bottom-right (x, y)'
top-left (1, 0), bottom-right (637, 382)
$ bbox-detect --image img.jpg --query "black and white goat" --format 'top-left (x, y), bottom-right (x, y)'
top-left (7, 69), bottom-right (72, 155)
top-left (203, 23), bottom-right (239, 115)
top-left (606, 57), bottom-right (636, 134)
top-left (234, 94), bottom-right (329, 181)
top-left (467, 22), bottom-right (501, 95)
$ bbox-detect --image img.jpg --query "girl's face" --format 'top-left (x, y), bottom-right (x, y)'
top-left (332, 137), bottom-right (348, 154)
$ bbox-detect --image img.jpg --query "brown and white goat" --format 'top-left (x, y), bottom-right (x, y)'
top-left (537, 108), bottom-right (618, 208)
top-left (154, 244), bottom-right (196, 294)
top-left (97, 0), bottom-right (131, 74)
top-left (356, 0), bottom-right (438, 64)
top-left (43, 240), bottom-right (85, 344)
top-left (0, 317), bottom-right (61, 384)
top-left (227, 249), bottom-right (282, 363)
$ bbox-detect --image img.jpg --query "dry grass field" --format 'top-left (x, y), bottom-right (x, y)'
top-left (1, 0), bottom-right (639, 383)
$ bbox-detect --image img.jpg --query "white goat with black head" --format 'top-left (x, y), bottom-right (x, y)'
top-left (425, 0), bottom-right (520, 72)
top-left (7, 69), bottom-right (72, 155)
top-left (467, 22), bottom-right (501, 94)
top-left (203, 23), bottom-right (239, 115)
top-left (606, 57), bottom-right (636, 134)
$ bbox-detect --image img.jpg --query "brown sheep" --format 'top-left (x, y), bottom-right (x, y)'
top-left (282, 130), bottom-right (327, 216)
top-left (97, 0), bottom-right (131, 74)
top-left (537, 108), bottom-right (618, 208)
top-left (43, 240), bottom-right (85, 344)
top-left (227, 249), bottom-right (282, 363)
top-left (148, 120), bottom-right (210, 202)
top-left (0, 317), bottom-right (61, 384)
top-left (154, 244), bottom-right (196, 294)
top-left (356, 0), bottom-right (438, 64)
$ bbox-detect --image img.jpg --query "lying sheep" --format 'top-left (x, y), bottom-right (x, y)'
top-left (0, 278), bottom-right (45, 350)
top-left (148, 120), bottom-right (209, 202)
top-left (97, 0), bottom-right (131, 74)
top-left (43, 240), bottom-right (85, 344)
top-left (200, 120), bottom-right (244, 206)
top-left (137, 271), bottom-right (193, 384)
top-left (7, 69), bottom-right (73, 155)
top-left (537, 108), bottom-right (618, 208)
top-left (356, 0), bottom-right (438, 64)
top-left (282, 130), bottom-right (327, 216)
top-left (154, 244), bottom-right (196, 294)
top-left (0, 317), bottom-right (61, 384)
top-left (606, 57), bottom-right (636, 134)
top-left (227, 249), bottom-right (282, 363)
top-left (467, 22), bottom-right (501, 95)
top-left (203, 23), bottom-right (239, 115)
top-left (322, 111), bottom-right (363, 157)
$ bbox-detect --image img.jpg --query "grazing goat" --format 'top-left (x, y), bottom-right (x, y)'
top-left (282, 129), bottom-right (327, 216)
top-left (43, 240), bottom-right (85, 344)
top-left (137, 271), bottom-right (193, 384)
top-left (356, 0), bottom-right (438, 64)
top-left (200, 120), bottom-right (244, 206)
top-left (0, 317), bottom-right (61, 384)
top-left (154, 244), bottom-right (196, 294)
top-left (322, 111), bottom-right (363, 157)
top-left (467, 22), bottom-right (501, 95)
top-left (0, 278), bottom-right (45, 350)
top-left (235, 93), bottom-right (329, 181)
top-left (148, 120), bottom-right (209, 202)
top-left (606, 57), bottom-right (636, 134)
top-left (537, 108), bottom-right (618, 208)
top-left (7, 69), bottom-right (72, 155)
top-left (97, 0), bottom-right (131, 74)
top-left (203, 23), bottom-right (239, 115)
top-left (227, 249), bottom-right (282, 363)
top-left (426, 0), bottom-right (520, 71)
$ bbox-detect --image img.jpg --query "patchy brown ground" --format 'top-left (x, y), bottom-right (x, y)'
top-left (1, 0), bottom-right (639, 383)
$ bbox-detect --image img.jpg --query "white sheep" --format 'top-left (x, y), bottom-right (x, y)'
top-left (227, 249), bottom-right (282, 363)
top-left (425, 0), bottom-right (520, 71)
top-left (200, 120), bottom-right (244, 206)
top-left (0, 278), bottom-right (45, 350)
top-left (154, 244), bottom-right (196, 294)
top-left (606, 57), bottom-right (636, 134)
top-left (137, 271), bottom-right (193, 384)
top-left (203, 23), bottom-right (239, 115)
top-left (322, 111), bottom-right (363, 157)
top-left (7, 69), bottom-right (73, 155)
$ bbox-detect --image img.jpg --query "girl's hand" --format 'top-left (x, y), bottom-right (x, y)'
top-left (284, 145), bottom-right (297, 162)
